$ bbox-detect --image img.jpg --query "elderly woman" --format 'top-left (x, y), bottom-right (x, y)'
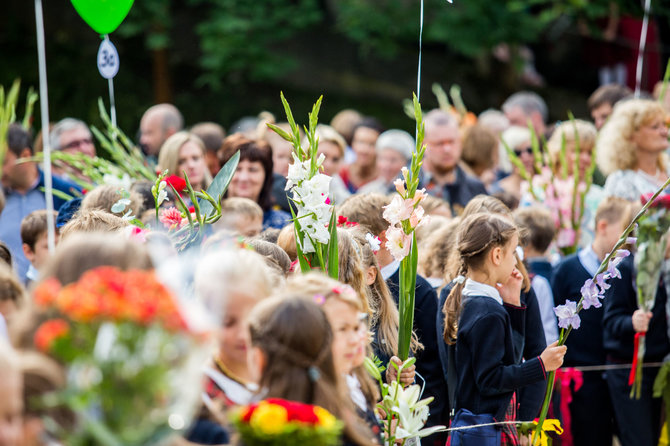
top-left (158, 132), bottom-right (212, 192)
top-left (219, 134), bottom-right (291, 230)
top-left (358, 129), bottom-right (414, 196)
top-left (491, 126), bottom-right (534, 203)
top-left (598, 99), bottom-right (669, 201)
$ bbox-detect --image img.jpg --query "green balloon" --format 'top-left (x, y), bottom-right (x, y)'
top-left (70, 0), bottom-right (134, 35)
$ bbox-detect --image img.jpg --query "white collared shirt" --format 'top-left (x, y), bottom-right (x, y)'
top-left (381, 259), bottom-right (401, 281)
top-left (462, 278), bottom-right (503, 306)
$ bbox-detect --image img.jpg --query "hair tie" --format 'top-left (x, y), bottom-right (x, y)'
top-left (365, 233), bottom-right (381, 253)
top-left (308, 366), bottom-right (321, 382)
top-left (452, 275), bottom-right (466, 285)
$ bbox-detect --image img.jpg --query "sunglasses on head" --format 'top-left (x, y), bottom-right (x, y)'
top-left (513, 146), bottom-right (533, 157)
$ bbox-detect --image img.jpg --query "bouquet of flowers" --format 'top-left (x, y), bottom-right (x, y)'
top-left (267, 93), bottom-right (338, 278)
top-left (532, 179), bottom-right (670, 445)
top-left (383, 94), bottom-right (430, 361)
top-left (365, 357), bottom-right (444, 445)
top-left (506, 115), bottom-right (597, 255)
top-left (232, 398), bottom-right (342, 446)
top-left (629, 193), bottom-right (670, 398)
top-left (32, 266), bottom-right (210, 445)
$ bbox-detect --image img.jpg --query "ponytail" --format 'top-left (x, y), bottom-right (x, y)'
top-left (443, 264), bottom-right (467, 344)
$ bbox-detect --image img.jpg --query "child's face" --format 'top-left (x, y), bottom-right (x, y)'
top-left (323, 298), bottom-right (360, 376)
top-left (218, 293), bottom-right (259, 369)
top-left (496, 234), bottom-right (519, 283)
top-left (599, 217), bottom-right (626, 254)
top-left (0, 370), bottom-right (22, 446)
top-left (233, 215), bottom-right (263, 238)
top-left (24, 232), bottom-right (55, 269)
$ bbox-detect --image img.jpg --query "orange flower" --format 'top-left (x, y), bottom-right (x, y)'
top-left (34, 319), bottom-right (70, 352)
top-left (33, 278), bottom-right (61, 307)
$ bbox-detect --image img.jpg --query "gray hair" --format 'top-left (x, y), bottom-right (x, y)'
top-left (49, 118), bottom-right (91, 150)
top-left (502, 91), bottom-right (548, 123)
top-left (375, 129), bottom-right (415, 160)
top-left (424, 109), bottom-right (458, 131)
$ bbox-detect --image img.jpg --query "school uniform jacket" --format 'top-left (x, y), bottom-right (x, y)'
top-left (455, 294), bottom-right (547, 421)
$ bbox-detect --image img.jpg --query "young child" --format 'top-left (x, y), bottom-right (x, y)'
top-left (213, 197), bottom-right (264, 237)
top-left (339, 193), bottom-right (447, 444)
top-left (552, 196), bottom-right (635, 446)
top-left (20, 210), bottom-right (58, 285)
top-left (246, 294), bottom-right (375, 446)
top-left (194, 248), bottom-right (279, 410)
top-left (444, 213), bottom-right (566, 443)
top-left (514, 206), bottom-right (559, 344)
top-left (0, 264), bottom-right (25, 335)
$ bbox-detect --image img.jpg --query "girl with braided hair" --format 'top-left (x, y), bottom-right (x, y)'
top-left (443, 213), bottom-right (566, 445)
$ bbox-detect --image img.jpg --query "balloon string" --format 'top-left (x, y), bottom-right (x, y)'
top-left (635, 0), bottom-right (652, 98)
top-left (34, 0), bottom-right (56, 254)
top-left (416, 0), bottom-right (424, 104)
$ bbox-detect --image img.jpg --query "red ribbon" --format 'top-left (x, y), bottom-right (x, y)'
top-left (628, 331), bottom-right (646, 386)
top-left (555, 367), bottom-right (583, 446)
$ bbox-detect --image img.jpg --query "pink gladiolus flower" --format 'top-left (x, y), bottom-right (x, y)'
top-left (556, 228), bottom-right (576, 247)
top-left (383, 195), bottom-right (414, 226)
top-left (554, 300), bottom-right (581, 330)
top-left (394, 179), bottom-right (407, 195)
top-left (385, 226), bottom-right (411, 261)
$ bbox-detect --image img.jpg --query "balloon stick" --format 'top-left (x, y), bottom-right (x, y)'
top-left (34, 0), bottom-right (56, 254)
top-left (635, 0), bottom-right (652, 98)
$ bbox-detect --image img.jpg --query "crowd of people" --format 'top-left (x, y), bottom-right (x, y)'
top-left (0, 80), bottom-right (669, 446)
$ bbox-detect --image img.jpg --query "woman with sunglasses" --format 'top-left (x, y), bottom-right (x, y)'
top-left (490, 126), bottom-right (534, 206)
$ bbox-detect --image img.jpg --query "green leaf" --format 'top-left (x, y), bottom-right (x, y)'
top-left (327, 209), bottom-right (339, 279)
top-left (200, 150), bottom-right (240, 218)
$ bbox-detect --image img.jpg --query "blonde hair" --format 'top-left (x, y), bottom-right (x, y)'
top-left (500, 126), bottom-right (532, 152)
top-left (59, 209), bottom-right (129, 240)
top-left (335, 228), bottom-right (371, 316)
top-left (546, 119), bottom-right (597, 174)
top-left (81, 184), bottom-right (143, 218)
top-left (595, 196), bottom-right (636, 226)
top-left (195, 248), bottom-right (280, 320)
top-left (419, 217), bottom-right (461, 285)
top-left (157, 131), bottom-right (213, 188)
top-left (315, 125), bottom-right (346, 157)
top-left (0, 263), bottom-right (26, 305)
top-left (221, 197), bottom-right (263, 219)
top-left (276, 224), bottom-right (297, 261)
top-left (338, 193), bottom-right (390, 236)
top-left (596, 99), bottom-right (668, 175)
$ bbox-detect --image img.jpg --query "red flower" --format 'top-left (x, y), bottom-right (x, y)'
top-left (165, 175), bottom-right (187, 193)
top-left (241, 403), bottom-right (258, 423)
top-left (640, 193), bottom-right (670, 209)
top-left (34, 319), bottom-right (70, 352)
top-left (265, 399), bottom-right (320, 424)
top-left (34, 278), bottom-right (62, 307)
top-left (160, 207), bottom-right (185, 229)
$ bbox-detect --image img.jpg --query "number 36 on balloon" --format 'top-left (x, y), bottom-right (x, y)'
top-left (97, 38), bottom-right (119, 79)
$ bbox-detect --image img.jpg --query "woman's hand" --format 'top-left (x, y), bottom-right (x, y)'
top-left (496, 268), bottom-right (523, 307)
top-left (540, 340), bottom-right (567, 372)
top-left (385, 356), bottom-right (415, 386)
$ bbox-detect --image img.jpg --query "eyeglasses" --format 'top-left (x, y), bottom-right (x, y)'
top-left (513, 146), bottom-right (533, 157)
top-left (60, 138), bottom-right (93, 151)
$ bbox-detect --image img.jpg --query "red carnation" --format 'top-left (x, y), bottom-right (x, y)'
top-left (165, 175), bottom-right (187, 193)
top-left (34, 319), bottom-right (70, 353)
top-left (640, 193), bottom-right (670, 209)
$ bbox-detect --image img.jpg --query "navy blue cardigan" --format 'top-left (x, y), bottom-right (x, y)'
top-left (603, 255), bottom-right (670, 363)
top-left (552, 254), bottom-right (607, 366)
top-left (438, 283), bottom-right (547, 420)
top-left (454, 295), bottom-right (547, 421)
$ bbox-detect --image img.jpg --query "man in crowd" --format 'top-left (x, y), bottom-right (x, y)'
top-left (419, 109), bottom-right (487, 214)
top-left (502, 91), bottom-right (548, 137)
top-left (49, 118), bottom-right (97, 179)
top-left (0, 124), bottom-right (79, 282)
top-left (587, 84), bottom-right (632, 130)
top-left (139, 103), bottom-right (183, 162)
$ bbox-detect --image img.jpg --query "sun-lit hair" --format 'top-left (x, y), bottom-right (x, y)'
top-left (157, 131), bottom-right (212, 188)
top-left (596, 99), bottom-right (668, 175)
top-left (546, 119), bottom-right (597, 174)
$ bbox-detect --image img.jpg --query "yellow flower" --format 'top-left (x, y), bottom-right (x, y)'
top-left (313, 406), bottom-right (337, 429)
top-left (250, 401), bottom-right (289, 435)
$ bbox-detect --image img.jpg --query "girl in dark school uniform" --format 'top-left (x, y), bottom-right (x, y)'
top-left (443, 213), bottom-right (567, 445)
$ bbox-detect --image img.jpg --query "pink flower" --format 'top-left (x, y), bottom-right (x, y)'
top-left (412, 188), bottom-right (427, 205)
top-left (383, 195), bottom-right (414, 226)
top-left (160, 207), bottom-right (185, 229)
top-left (409, 206), bottom-right (429, 229)
top-left (385, 226), bottom-right (411, 261)
top-left (556, 228), bottom-right (576, 248)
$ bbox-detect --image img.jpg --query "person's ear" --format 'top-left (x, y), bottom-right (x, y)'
top-left (378, 230), bottom-right (387, 244)
top-left (596, 219), bottom-right (608, 235)
top-left (490, 246), bottom-right (503, 267)
top-left (365, 265), bottom-right (377, 286)
top-left (22, 243), bottom-right (35, 263)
